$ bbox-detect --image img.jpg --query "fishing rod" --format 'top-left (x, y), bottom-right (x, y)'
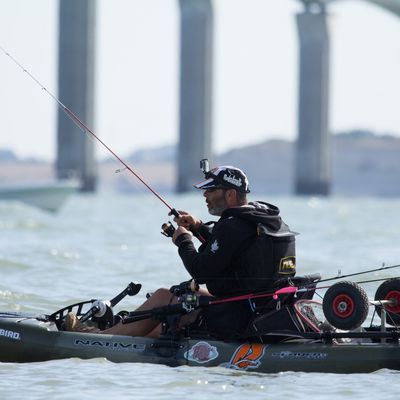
top-left (179, 273), bottom-right (400, 309)
top-left (185, 263), bottom-right (400, 283)
top-left (0, 45), bottom-right (186, 223)
top-left (317, 263), bottom-right (400, 284)
top-left (195, 270), bottom-right (400, 307)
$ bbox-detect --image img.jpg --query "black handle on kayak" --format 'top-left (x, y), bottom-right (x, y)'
top-left (122, 303), bottom-right (188, 325)
top-left (109, 282), bottom-right (142, 308)
top-left (79, 282), bottom-right (142, 323)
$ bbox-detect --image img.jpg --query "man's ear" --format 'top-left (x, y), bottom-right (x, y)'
top-left (224, 188), bottom-right (236, 204)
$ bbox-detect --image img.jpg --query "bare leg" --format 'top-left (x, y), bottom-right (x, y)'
top-left (102, 288), bottom-right (177, 337)
top-left (145, 287), bottom-right (211, 338)
top-left (102, 286), bottom-right (211, 337)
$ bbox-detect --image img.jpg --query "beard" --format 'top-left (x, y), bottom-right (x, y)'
top-left (207, 194), bottom-right (227, 216)
top-left (208, 205), bottom-right (225, 216)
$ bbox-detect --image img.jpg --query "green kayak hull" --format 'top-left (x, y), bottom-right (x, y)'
top-left (1, 314), bottom-right (400, 373)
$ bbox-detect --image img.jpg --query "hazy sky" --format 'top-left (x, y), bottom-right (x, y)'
top-left (1, 0), bottom-right (400, 160)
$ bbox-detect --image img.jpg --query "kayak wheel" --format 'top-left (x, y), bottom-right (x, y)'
top-left (322, 281), bottom-right (369, 330)
top-left (374, 278), bottom-right (400, 325)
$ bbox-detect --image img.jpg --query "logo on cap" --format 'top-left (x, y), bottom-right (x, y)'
top-left (223, 173), bottom-right (242, 188)
top-left (193, 165), bottom-right (250, 193)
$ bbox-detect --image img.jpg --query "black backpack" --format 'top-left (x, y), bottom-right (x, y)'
top-left (234, 221), bottom-right (297, 293)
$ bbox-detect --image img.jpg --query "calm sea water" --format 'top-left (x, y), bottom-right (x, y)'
top-left (1, 192), bottom-right (400, 399)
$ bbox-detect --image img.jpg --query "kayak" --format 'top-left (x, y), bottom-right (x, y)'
top-left (1, 311), bottom-right (400, 373)
top-left (1, 276), bottom-right (400, 373)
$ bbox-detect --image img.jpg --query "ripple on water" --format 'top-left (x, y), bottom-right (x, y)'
top-left (1, 195), bottom-right (400, 399)
top-left (1, 361), bottom-right (400, 400)
top-left (0, 202), bottom-right (51, 230)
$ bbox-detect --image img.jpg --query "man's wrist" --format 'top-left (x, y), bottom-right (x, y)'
top-left (174, 232), bottom-right (193, 247)
top-left (190, 220), bottom-right (202, 233)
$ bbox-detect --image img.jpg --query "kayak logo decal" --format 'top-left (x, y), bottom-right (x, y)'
top-left (272, 351), bottom-right (327, 360)
top-left (224, 343), bottom-right (267, 370)
top-left (75, 339), bottom-right (145, 352)
top-left (0, 328), bottom-right (21, 341)
top-left (185, 341), bottom-right (219, 364)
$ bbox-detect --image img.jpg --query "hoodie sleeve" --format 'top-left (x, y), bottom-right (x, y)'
top-left (175, 218), bottom-right (253, 286)
top-left (196, 221), bottom-right (215, 241)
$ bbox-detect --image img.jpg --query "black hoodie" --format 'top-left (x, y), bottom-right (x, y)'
top-left (175, 201), bottom-right (296, 297)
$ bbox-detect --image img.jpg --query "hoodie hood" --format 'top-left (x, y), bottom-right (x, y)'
top-left (221, 201), bottom-right (282, 232)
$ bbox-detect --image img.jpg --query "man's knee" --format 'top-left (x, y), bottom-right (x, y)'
top-left (151, 288), bottom-right (175, 303)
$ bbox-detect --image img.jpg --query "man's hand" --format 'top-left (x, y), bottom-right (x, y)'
top-left (170, 210), bottom-right (201, 232)
top-left (172, 226), bottom-right (193, 244)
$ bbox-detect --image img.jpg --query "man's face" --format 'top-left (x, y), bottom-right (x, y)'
top-left (203, 188), bottom-right (228, 216)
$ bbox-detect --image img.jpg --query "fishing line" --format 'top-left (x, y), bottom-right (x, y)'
top-left (0, 45), bottom-right (179, 217)
top-left (355, 276), bottom-right (400, 285)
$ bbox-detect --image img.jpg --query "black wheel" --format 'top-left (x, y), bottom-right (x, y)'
top-left (374, 279), bottom-right (400, 326)
top-left (322, 281), bottom-right (369, 330)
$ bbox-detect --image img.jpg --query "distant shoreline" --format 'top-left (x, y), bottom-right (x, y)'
top-left (2, 131), bottom-right (400, 196)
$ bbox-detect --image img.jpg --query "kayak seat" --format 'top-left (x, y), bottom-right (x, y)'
top-left (249, 273), bottom-right (321, 312)
top-left (275, 273), bottom-right (321, 288)
top-left (245, 305), bottom-right (306, 341)
top-left (241, 274), bottom-right (322, 341)
top-left (274, 273), bottom-right (321, 301)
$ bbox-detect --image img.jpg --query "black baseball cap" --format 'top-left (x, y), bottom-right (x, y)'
top-left (193, 166), bottom-right (250, 193)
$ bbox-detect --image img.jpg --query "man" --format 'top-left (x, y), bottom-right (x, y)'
top-left (168, 165), bottom-right (297, 338)
top-left (66, 165), bottom-right (296, 339)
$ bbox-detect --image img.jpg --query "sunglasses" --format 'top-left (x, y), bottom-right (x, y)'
top-left (204, 186), bottom-right (228, 193)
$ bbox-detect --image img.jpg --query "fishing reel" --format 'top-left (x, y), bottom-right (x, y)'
top-left (160, 160), bottom-right (211, 242)
top-left (170, 280), bottom-right (201, 313)
top-left (169, 279), bottom-right (199, 296)
top-left (180, 293), bottom-right (201, 313)
top-left (161, 221), bottom-right (176, 238)
top-left (81, 300), bottom-right (114, 326)
top-left (51, 282), bottom-right (141, 331)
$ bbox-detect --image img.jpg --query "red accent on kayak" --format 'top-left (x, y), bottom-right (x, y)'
top-left (384, 290), bottom-right (400, 314)
top-left (332, 294), bottom-right (355, 318)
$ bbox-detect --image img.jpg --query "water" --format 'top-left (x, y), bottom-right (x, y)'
top-left (1, 193), bottom-right (400, 399)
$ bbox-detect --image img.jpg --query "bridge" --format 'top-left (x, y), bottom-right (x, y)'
top-left (57, 0), bottom-right (399, 194)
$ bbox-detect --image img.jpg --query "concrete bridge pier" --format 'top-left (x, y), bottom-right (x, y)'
top-left (56, 0), bottom-right (97, 191)
top-left (295, 2), bottom-right (331, 195)
top-left (177, 0), bottom-right (214, 192)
